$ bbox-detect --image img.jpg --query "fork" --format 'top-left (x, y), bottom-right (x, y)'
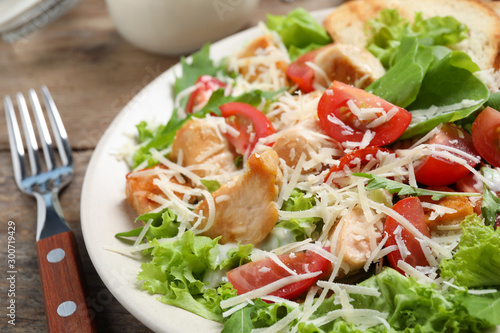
top-left (4, 86), bottom-right (97, 332)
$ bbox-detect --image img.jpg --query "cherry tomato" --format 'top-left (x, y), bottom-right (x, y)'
top-left (455, 173), bottom-right (483, 216)
top-left (286, 49), bottom-right (320, 93)
top-left (227, 251), bottom-right (331, 300)
top-left (185, 75), bottom-right (227, 114)
top-left (219, 102), bottom-right (276, 156)
top-left (472, 107), bottom-right (500, 167)
top-left (317, 81), bottom-right (412, 147)
top-left (384, 197), bottom-right (431, 275)
top-left (324, 147), bottom-right (393, 186)
top-left (414, 123), bottom-right (480, 186)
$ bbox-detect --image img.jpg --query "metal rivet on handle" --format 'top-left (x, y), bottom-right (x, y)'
top-left (46, 248), bottom-right (66, 263)
top-left (57, 301), bottom-right (77, 317)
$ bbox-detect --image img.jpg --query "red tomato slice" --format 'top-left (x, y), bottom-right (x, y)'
top-left (317, 81), bottom-right (412, 147)
top-left (219, 102), bottom-right (276, 156)
top-left (286, 49), bottom-right (320, 93)
top-left (227, 251), bottom-right (331, 300)
top-left (186, 75), bottom-right (227, 114)
top-left (414, 123), bottom-right (480, 186)
top-left (472, 107), bottom-right (500, 167)
top-left (324, 147), bottom-right (393, 185)
top-left (384, 197), bottom-right (431, 275)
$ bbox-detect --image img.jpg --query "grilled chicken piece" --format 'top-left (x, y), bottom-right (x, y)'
top-left (330, 205), bottom-right (383, 274)
top-left (314, 43), bottom-right (385, 89)
top-left (420, 187), bottom-right (474, 234)
top-left (272, 119), bottom-right (339, 171)
top-left (126, 165), bottom-right (186, 215)
top-left (194, 149), bottom-right (283, 244)
top-left (170, 117), bottom-right (237, 178)
top-left (232, 34), bottom-right (289, 90)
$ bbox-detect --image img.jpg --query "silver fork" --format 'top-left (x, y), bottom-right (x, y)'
top-left (5, 86), bottom-right (97, 333)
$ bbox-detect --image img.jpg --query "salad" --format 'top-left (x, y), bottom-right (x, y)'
top-left (115, 6), bottom-right (500, 333)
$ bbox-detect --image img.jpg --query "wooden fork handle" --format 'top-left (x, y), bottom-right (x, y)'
top-left (36, 231), bottom-right (97, 333)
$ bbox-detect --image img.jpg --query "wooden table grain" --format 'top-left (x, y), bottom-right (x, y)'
top-left (0, 0), bottom-right (343, 332)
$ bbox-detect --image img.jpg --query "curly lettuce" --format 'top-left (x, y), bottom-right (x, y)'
top-left (266, 8), bottom-right (332, 61)
top-left (440, 215), bottom-right (500, 288)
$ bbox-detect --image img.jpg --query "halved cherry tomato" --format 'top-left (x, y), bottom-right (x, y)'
top-left (414, 123), bottom-right (480, 186)
top-left (219, 102), bottom-right (276, 156)
top-left (317, 81), bottom-right (412, 147)
top-left (227, 251), bottom-right (330, 300)
top-left (384, 197), bottom-right (430, 275)
top-left (286, 49), bottom-right (320, 93)
top-left (185, 75), bottom-right (227, 114)
top-left (324, 147), bottom-right (393, 185)
top-left (472, 106), bottom-right (500, 167)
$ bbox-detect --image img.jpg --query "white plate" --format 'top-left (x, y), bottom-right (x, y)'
top-left (80, 7), bottom-right (500, 333)
top-left (81, 8), bottom-right (333, 332)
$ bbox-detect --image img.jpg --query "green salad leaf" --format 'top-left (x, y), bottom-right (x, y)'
top-left (354, 173), bottom-right (480, 201)
top-left (365, 9), bottom-right (468, 68)
top-left (440, 215), bottom-right (500, 288)
top-left (480, 167), bottom-right (500, 226)
top-left (200, 179), bottom-right (222, 193)
top-left (115, 208), bottom-right (180, 242)
top-left (300, 268), bottom-right (491, 333)
top-left (137, 231), bottom-right (245, 322)
top-left (222, 299), bottom-right (296, 333)
top-left (263, 189), bottom-right (323, 248)
top-left (401, 50), bottom-right (489, 139)
top-left (266, 8), bottom-right (332, 61)
top-left (174, 44), bottom-right (228, 101)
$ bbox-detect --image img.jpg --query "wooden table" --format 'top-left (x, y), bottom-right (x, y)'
top-left (0, 0), bottom-right (343, 332)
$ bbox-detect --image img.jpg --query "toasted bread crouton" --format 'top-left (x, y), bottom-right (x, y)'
top-left (323, 0), bottom-right (500, 71)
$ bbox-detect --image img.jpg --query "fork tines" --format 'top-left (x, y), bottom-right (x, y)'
top-left (4, 86), bottom-right (73, 186)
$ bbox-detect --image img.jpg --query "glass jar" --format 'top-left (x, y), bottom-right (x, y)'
top-left (0, 0), bottom-right (79, 42)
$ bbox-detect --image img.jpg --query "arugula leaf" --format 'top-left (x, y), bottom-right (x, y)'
top-left (174, 44), bottom-right (227, 100)
top-left (200, 179), bottom-right (222, 193)
top-left (440, 215), bottom-right (500, 288)
top-left (353, 173), bottom-right (480, 201)
top-left (266, 8), bottom-right (331, 61)
top-left (481, 167), bottom-right (500, 226)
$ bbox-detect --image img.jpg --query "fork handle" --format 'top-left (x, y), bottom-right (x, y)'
top-left (36, 231), bottom-right (97, 333)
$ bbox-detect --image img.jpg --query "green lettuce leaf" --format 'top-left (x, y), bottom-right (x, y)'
top-left (222, 299), bottom-right (296, 333)
top-left (365, 9), bottom-right (468, 68)
top-left (273, 189), bottom-right (323, 243)
top-left (115, 208), bottom-right (180, 243)
top-left (137, 231), bottom-right (242, 322)
top-left (440, 215), bottom-right (500, 288)
top-left (301, 268), bottom-right (491, 333)
top-left (266, 8), bottom-right (332, 61)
